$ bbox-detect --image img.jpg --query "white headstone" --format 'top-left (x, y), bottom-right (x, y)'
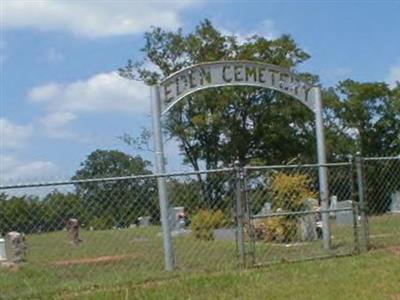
top-left (138, 216), bottom-right (151, 227)
top-left (336, 200), bottom-right (354, 225)
top-left (169, 206), bottom-right (185, 231)
top-left (390, 191), bottom-right (400, 213)
top-left (257, 202), bottom-right (272, 215)
top-left (0, 238), bottom-right (5, 261)
top-left (330, 195), bottom-right (338, 217)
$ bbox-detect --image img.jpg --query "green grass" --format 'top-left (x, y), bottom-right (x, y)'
top-left (67, 249), bottom-right (400, 300)
top-left (0, 214), bottom-right (399, 300)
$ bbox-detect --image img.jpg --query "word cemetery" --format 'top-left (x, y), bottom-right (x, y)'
top-left (160, 61), bottom-right (314, 114)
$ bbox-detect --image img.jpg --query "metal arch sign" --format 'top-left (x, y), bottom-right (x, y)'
top-left (159, 61), bottom-right (314, 114)
top-left (150, 60), bottom-right (330, 271)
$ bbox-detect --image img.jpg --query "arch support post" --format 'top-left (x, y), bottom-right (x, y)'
top-left (150, 85), bottom-right (175, 271)
top-left (312, 87), bottom-right (331, 250)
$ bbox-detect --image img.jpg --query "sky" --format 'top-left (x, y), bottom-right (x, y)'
top-left (1, 0), bottom-right (400, 185)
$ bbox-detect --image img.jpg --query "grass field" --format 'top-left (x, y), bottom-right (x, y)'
top-left (0, 214), bottom-right (399, 299)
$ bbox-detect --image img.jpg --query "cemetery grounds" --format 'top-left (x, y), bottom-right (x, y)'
top-left (1, 157), bottom-right (399, 299)
top-left (0, 214), bottom-right (399, 299)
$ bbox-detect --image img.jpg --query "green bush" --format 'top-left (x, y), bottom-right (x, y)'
top-left (191, 210), bottom-right (227, 241)
top-left (254, 172), bottom-right (317, 243)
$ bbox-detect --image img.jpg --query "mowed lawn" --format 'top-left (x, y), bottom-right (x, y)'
top-left (0, 214), bottom-right (399, 299)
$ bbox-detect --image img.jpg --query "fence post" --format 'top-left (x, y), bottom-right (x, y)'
top-left (150, 85), bottom-right (175, 271)
top-left (355, 155), bottom-right (369, 251)
top-left (234, 161), bottom-right (246, 268)
top-left (312, 87), bottom-right (331, 250)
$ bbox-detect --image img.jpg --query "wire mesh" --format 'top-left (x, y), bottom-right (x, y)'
top-left (244, 163), bottom-right (358, 266)
top-left (362, 157), bottom-right (400, 249)
top-left (0, 157), bottom-right (399, 299)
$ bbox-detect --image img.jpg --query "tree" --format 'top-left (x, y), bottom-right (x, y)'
top-left (72, 150), bottom-right (157, 228)
top-left (120, 20), bottom-right (317, 168)
top-left (325, 80), bottom-right (400, 157)
top-left (120, 19), bottom-right (320, 208)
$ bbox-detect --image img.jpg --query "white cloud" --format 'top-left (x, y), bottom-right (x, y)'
top-left (387, 63), bottom-right (400, 88)
top-left (38, 112), bottom-right (77, 139)
top-left (29, 72), bottom-right (150, 114)
top-left (0, 154), bottom-right (59, 184)
top-left (0, 118), bottom-right (33, 149)
top-left (2, 1), bottom-right (197, 38)
top-left (220, 18), bottom-right (280, 44)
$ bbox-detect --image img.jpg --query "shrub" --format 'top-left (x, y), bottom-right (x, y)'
top-left (254, 172), bottom-right (318, 242)
top-left (253, 217), bottom-right (298, 242)
top-left (191, 210), bottom-right (227, 241)
top-left (270, 172), bottom-right (317, 212)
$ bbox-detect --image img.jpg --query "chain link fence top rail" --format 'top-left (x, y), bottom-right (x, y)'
top-left (0, 158), bottom-right (399, 299)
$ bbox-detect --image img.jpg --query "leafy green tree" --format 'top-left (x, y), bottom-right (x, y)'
top-left (72, 150), bottom-right (157, 227)
top-left (120, 19), bottom-right (320, 208)
top-left (325, 80), bottom-right (400, 157)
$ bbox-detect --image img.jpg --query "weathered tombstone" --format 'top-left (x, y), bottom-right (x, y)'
top-left (66, 218), bottom-right (82, 245)
top-left (169, 206), bottom-right (185, 231)
top-left (257, 202), bottom-right (272, 216)
top-left (336, 200), bottom-right (354, 225)
top-left (138, 216), bottom-right (151, 227)
top-left (330, 195), bottom-right (338, 217)
top-left (298, 199), bottom-right (319, 241)
top-left (390, 191), bottom-right (400, 213)
top-left (0, 238), bottom-right (6, 261)
top-left (213, 228), bottom-right (236, 241)
top-left (4, 232), bottom-right (26, 263)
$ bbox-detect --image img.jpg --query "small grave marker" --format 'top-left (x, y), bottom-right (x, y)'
top-left (336, 200), bottom-right (354, 225)
top-left (390, 191), bottom-right (400, 213)
top-left (66, 218), bottom-right (82, 245)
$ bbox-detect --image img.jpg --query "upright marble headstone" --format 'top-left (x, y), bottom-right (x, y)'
top-left (138, 216), bottom-right (151, 227)
top-left (4, 232), bottom-right (26, 263)
top-left (299, 198), bottom-right (319, 241)
top-left (0, 238), bottom-right (6, 261)
top-left (66, 218), bottom-right (82, 245)
top-left (336, 200), bottom-right (354, 225)
top-left (257, 202), bottom-right (272, 216)
top-left (390, 191), bottom-right (400, 213)
top-left (169, 206), bottom-right (185, 231)
top-left (330, 195), bottom-right (338, 217)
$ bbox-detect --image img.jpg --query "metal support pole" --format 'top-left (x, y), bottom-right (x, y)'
top-left (312, 87), bottom-right (331, 250)
top-left (355, 155), bottom-right (369, 251)
top-left (150, 85), bottom-right (175, 271)
top-left (234, 161), bottom-right (246, 268)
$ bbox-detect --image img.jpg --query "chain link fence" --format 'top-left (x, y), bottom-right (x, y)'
top-left (361, 157), bottom-right (400, 250)
top-left (0, 157), bottom-right (399, 299)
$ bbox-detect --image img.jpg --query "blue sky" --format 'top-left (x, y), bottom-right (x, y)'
top-left (1, 0), bottom-right (400, 184)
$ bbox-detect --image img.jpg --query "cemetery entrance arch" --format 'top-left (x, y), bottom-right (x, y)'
top-left (150, 61), bottom-right (330, 271)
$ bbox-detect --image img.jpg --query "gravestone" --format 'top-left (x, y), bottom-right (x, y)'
top-left (213, 228), bottom-right (236, 241)
top-left (298, 198), bottom-right (319, 241)
top-left (256, 202), bottom-right (272, 216)
top-left (0, 238), bottom-right (5, 261)
top-left (336, 200), bottom-right (354, 225)
top-left (169, 206), bottom-right (186, 231)
top-left (4, 232), bottom-right (26, 263)
top-left (390, 191), bottom-right (400, 213)
top-left (330, 195), bottom-right (338, 217)
top-left (138, 216), bottom-right (151, 227)
top-left (66, 218), bottom-right (82, 245)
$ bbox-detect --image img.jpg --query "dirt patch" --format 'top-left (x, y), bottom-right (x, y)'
top-left (52, 255), bottom-right (132, 267)
top-left (388, 246), bottom-right (400, 256)
top-left (391, 294), bottom-right (400, 300)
